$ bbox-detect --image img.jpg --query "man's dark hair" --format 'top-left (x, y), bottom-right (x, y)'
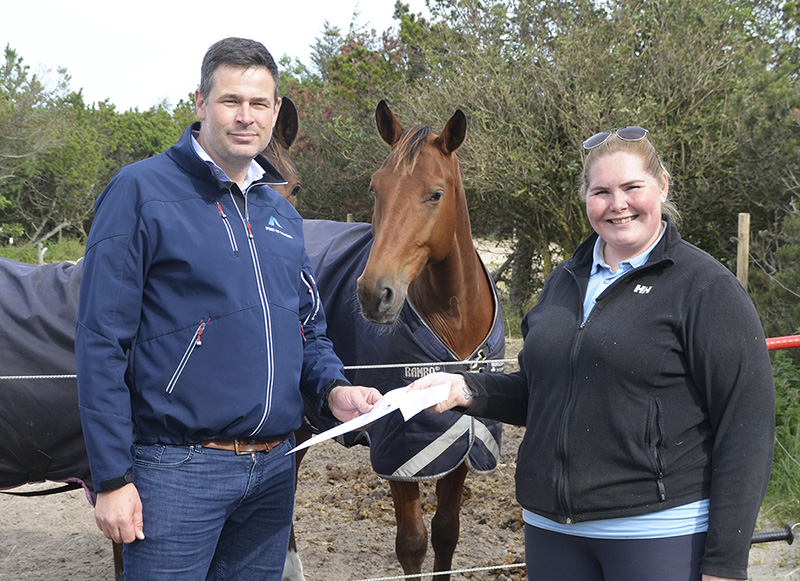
top-left (199, 37), bottom-right (279, 103)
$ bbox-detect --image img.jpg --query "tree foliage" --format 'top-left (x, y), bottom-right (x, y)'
top-left (382, 0), bottom-right (800, 310)
top-left (0, 46), bottom-right (69, 241)
top-left (0, 47), bottom-right (184, 248)
top-left (276, 0), bottom-right (800, 312)
top-left (2, 0), bottom-right (800, 306)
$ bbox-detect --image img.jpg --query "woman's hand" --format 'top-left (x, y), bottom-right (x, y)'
top-left (408, 372), bottom-right (473, 412)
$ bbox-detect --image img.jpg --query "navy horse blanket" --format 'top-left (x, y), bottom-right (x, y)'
top-left (303, 220), bottom-right (505, 480)
top-left (0, 257), bottom-right (93, 500)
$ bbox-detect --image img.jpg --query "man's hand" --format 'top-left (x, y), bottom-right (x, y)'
top-left (94, 482), bottom-right (145, 544)
top-left (328, 385), bottom-right (382, 422)
top-left (408, 372), bottom-right (473, 412)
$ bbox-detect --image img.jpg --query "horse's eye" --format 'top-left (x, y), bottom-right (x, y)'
top-left (291, 185), bottom-right (301, 197)
top-left (428, 190), bottom-right (444, 203)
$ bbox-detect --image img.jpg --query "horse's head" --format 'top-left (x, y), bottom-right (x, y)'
top-left (357, 100), bottom-right (468, 325)
top-left (263, 96), bottom-right (301, 207)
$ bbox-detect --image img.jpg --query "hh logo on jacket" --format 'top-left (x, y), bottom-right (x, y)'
top-left (634, 284), bottom-right (652, 294)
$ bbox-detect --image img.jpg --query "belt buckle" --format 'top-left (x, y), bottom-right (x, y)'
top-left (233, 439), bottom-right (250, 455)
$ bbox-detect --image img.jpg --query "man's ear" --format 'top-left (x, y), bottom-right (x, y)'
top-left (195, 89), bottom-right (206, 121)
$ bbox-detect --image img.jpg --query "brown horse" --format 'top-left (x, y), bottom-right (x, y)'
top-left (266, 96), bottom-right (301, 204)
top-left (291, 100), bottom-right (504, 581)
top-left (363, 100), bottom-right (499, 580)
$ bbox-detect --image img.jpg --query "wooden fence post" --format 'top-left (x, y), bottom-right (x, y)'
top-left (737, 212), bottom-right (750, 291)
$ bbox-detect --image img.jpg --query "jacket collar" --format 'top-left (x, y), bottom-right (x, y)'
top-left (567, 218), bottom-right (680, 277)
top-left (166, 122), bottom-right (288, 189)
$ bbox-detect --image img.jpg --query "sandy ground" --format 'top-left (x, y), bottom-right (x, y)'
top-left (0, 423), bottom-right (797, 580)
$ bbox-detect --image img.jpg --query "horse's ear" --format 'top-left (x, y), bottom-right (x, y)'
top-left (435, 109), bottom-right (467, 155)
top-left (273, 96), bottom-right (299, 149)
top-left (376, 100), bottom-right (404, 147)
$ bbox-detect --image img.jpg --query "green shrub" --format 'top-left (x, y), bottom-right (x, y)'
top-left (762, 349), bottom-right (800, 523)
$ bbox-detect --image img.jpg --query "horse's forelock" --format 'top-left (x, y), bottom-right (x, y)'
top-left (264, 139), bottom-right (299, 182)
top-left (264, 139), bottom-right (288, 167)
top-left (392, 125), bottom-right (431, 175)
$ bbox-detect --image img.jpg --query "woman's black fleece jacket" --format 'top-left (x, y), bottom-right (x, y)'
top-left (463, 220), bottom-right (775, 579)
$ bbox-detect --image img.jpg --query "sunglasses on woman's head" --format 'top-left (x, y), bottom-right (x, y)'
top-left (583, 126), bottom-right (649, 150)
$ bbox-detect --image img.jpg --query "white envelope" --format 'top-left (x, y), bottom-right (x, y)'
top-left (286, 382), bottom-right (451, 455)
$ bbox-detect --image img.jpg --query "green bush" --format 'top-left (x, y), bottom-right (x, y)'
top-left (763, 349), bottom-right (800, 522)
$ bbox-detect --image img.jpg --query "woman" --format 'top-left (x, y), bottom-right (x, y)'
top-left (410, 127), bottom-right (775, 580)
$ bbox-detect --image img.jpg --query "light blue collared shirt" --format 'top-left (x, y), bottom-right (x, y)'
top-left (582, 224), bottom-right (667, 323)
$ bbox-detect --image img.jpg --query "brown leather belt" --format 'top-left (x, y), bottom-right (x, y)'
top-left (201, 438), bottom-right (284, 455)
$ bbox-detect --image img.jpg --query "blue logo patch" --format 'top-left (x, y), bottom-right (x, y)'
top-left (265, 215), bottom-right (293, 239)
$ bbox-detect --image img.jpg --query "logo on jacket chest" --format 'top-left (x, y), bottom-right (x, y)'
top-left (634, 284), bottom-right (652, 295)
top-left (265, 215), bottom-right (294, 239)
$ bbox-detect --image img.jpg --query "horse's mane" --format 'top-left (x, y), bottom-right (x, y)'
top-left (392, 124), bottom-right (432, 175)
top-left (263, 139), bottom-right (297, 178)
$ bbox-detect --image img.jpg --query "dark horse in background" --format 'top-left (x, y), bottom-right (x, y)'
top-left (293, 101), bottom-right (505, 581)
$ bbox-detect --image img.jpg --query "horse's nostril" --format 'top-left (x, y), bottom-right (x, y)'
top-left (380, 286), bottom-right (394, 312)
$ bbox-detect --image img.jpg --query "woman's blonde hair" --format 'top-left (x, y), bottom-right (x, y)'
top-left (578, 134), bottom-right (679, 223)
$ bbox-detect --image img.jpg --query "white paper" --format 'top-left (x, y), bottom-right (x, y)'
top-left (286, 382), bottom-right (451, 455)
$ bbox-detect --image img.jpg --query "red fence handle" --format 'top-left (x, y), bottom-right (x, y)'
top-left (766, 335), bottom-right (800, 351)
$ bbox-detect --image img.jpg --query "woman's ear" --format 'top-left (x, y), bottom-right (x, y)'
top-left (660, 171), bottom-right (669, 202)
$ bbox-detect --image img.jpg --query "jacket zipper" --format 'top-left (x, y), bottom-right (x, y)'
top-left (558, 258), bottom-right (672, 521)
top-left (165, 318), bottom-right (209, 395)
top-left (555, 267), bottom-right (586, 524)
top-left (650, 398), bottom-right (668, 501)
top-left (214, 199), bottom-right (239, 255)
top-left (234, 187), bottom-right (275, 436)
top-left (300, 269), bottom-right (321, 327)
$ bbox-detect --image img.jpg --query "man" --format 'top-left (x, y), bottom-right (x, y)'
top-left (75, 37), bottom-right (381, 579)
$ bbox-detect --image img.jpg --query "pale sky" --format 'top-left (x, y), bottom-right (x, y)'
top-left (1, 0), bottom-right (429, 112)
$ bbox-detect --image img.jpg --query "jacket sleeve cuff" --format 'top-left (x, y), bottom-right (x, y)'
top-left (97, 471), bottom-right (134, 492)
top-left (320, 378), bottom-right (351, 422)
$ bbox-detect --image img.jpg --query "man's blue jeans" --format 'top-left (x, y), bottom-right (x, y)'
top-left (122, 436), bottom-right (296, 580)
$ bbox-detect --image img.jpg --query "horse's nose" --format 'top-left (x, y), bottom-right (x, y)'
top-left (376, 284), bottom-right (394, 313)
top-left (357, 278), bottom-right (399, 324)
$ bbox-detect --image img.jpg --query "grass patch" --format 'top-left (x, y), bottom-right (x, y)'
top-left (0, 239), bottom-right (85, 264)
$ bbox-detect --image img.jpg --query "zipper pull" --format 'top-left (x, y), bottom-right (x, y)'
top-left (246, 221), bottom-right (254, 239)
top-left (657, 474), bottom-right (666, 501)
top-left (216, 201), bottom-right (227, 218)
top-left (196, 318), bottom-right (209, 346)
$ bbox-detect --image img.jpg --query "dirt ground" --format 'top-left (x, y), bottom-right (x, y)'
top-left (0, 422), bottom-right (797, 581)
